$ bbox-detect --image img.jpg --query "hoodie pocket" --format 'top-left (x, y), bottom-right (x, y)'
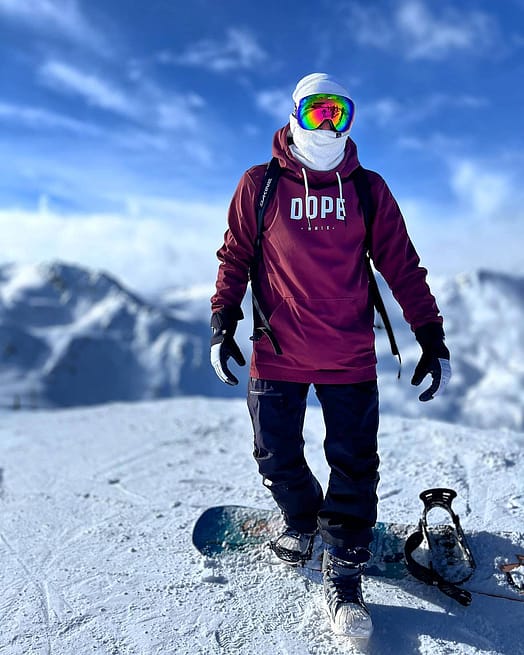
top-left (269, 296), bottom-right (374, 364)
top-left (272, 296), bottom-right (367, 331)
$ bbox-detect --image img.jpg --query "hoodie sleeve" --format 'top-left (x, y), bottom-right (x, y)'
top-left (368, 174), bottom-right (443, 331)
top-left (211, 169), bottom-right (259, 313)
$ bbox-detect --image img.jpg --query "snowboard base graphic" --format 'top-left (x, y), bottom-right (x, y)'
top-left (193, 504), bottom-right (410, 578)
top-left (192, 505), bottom-right (524, 602)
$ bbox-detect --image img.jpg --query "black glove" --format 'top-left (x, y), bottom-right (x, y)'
top-left (411, 323), bottom-right (451, 402)
top-left (210, 308), bottom-right (246, 386)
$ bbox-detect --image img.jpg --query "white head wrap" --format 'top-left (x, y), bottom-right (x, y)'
top-left (289, 73), bottom-right (354, 171)
top-left (292, 72), bottom-right (351, 105)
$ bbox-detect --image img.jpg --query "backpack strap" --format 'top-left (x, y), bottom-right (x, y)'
top-left (255, 157), bottom-right (282, 254)
top-left (351, 166), bottom-right (401, 373)
top-left (350, 166), bottom-right (374, 251)
top-left (250, 158), bottom-right (283, 355)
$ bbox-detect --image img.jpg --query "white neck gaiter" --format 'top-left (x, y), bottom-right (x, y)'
top-left (289, 114), bottom-right (349, 171)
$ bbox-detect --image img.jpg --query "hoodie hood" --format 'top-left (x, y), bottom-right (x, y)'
top-left (271, 124), bottom-right (361, 231)
top-left (272, 124), bottom-right (361, 183)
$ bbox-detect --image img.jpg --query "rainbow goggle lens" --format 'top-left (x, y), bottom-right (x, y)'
top-left (295, 93), bottom-right (355, 133)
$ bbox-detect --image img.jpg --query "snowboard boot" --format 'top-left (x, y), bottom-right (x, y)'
top-left (269, 527), bottom-right (317, 565)
top-left (322, 546), bottom-right (373, 639)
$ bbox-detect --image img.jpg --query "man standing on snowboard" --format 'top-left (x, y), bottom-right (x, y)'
top-left (210, 72), bottom-right (451, 638)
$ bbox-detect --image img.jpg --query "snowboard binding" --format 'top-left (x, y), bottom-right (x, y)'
top-left (405, 488), bottom-right (476, 606)
top-left (499, 554), bottom-right (524, 593)
top-left (269, 527), bottom-right (317, 566)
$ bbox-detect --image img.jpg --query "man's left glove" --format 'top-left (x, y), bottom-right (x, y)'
top-left (411, 322), bottom-right (451, 402)
top-left (210, 308), bottom-right (246, 386)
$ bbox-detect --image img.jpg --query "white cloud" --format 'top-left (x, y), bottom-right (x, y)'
top-left (0, 101), bottom-right (102, 135)
top-left (403, 195), bottom-right (524, 278)
top-left (362, 98), bottom-right (402, 126)
top-left (348, 1), bottom-right (497, 60)
top-left (39, 60), bottom-right (136, 117)
top-left (0, 200), bottom-right (229, 293)
top-left (160, 28), bottom-right (267, 72)
top-left (1, 158), bottom-right (522, 300)
top-left (450, 159), bottom-right (513, 218)
top-left (0, 0), bottom-right (103, 50)
top-left (156, 94), bottom-right (206, 131)
top-left (37, 60), bottom-right (211, 140)
top-left (359, 93), bottom-right (488, 128)
top-left (0, 99), bottom-right (199, 155)
top-left (398, 155), bottom-right (524, 276)
top-left (346, 5), bottom-right (394, 50)
top-left (256, 89), bottom-right (291, 122)
top-left (2, 161), bottom-right (520, 302)
top-left (397, 131), bottom-right (468, 155)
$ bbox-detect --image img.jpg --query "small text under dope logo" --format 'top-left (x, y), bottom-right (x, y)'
top-left (290, 196), bottom-right (346, 221)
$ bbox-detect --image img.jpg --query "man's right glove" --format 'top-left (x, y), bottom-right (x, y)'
top-left (210, 308), bottom-right (246, 386)
top-left (411, 322), bottom-right (451, 402)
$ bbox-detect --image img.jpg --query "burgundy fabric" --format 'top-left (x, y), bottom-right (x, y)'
top-left (211, 125), bottom-right (442, 383)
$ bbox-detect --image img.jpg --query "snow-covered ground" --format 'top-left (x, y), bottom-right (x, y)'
top-left (1, 397), bottom-right (523, 655)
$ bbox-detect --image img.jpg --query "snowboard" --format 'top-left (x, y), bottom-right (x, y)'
top-left (192, 505), bottom-right (524, 603)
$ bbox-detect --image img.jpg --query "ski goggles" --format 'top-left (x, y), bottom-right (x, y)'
top-left (295, 93), bottom-right (355, 133)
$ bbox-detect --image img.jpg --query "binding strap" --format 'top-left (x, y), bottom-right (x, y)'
top-left (404, 523), bottom-right (473, 606)
top-left (404, 488), bottom-right (475, 607)
top-left (499, 555), bottom-right (524, 592)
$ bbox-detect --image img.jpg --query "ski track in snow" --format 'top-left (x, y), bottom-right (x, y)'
top-left (0, 397), bottom-right (523, 655)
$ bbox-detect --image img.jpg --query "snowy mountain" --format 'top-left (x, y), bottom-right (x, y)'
top-left (106, 267), bottom-right (524, 434)
top-left (0, 261), bottom-right (227, 409)
top-left (374, 269), bottom-right (524, 431)
top-left (0, 261), bottom-right (522, 431)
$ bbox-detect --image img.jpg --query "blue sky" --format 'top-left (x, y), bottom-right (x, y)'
top-left (1, 0), bottom-right (523, 292)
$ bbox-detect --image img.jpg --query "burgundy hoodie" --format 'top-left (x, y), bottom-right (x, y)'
top-left (211, 125), bottom-right (442, 384)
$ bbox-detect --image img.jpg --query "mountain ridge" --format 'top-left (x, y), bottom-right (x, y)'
top-left (1, 261), bottom-right (522, 430)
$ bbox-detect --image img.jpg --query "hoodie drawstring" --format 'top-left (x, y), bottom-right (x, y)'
top-left (301, 167), bottom-right (313, 231)
top-left (301, 168), bottom-right (346, 230)
top-left (336, 171), bottom-right (346, 221)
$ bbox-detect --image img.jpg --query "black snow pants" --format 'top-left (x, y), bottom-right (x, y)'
top-left (247, 377), bottom-right (380, 549)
